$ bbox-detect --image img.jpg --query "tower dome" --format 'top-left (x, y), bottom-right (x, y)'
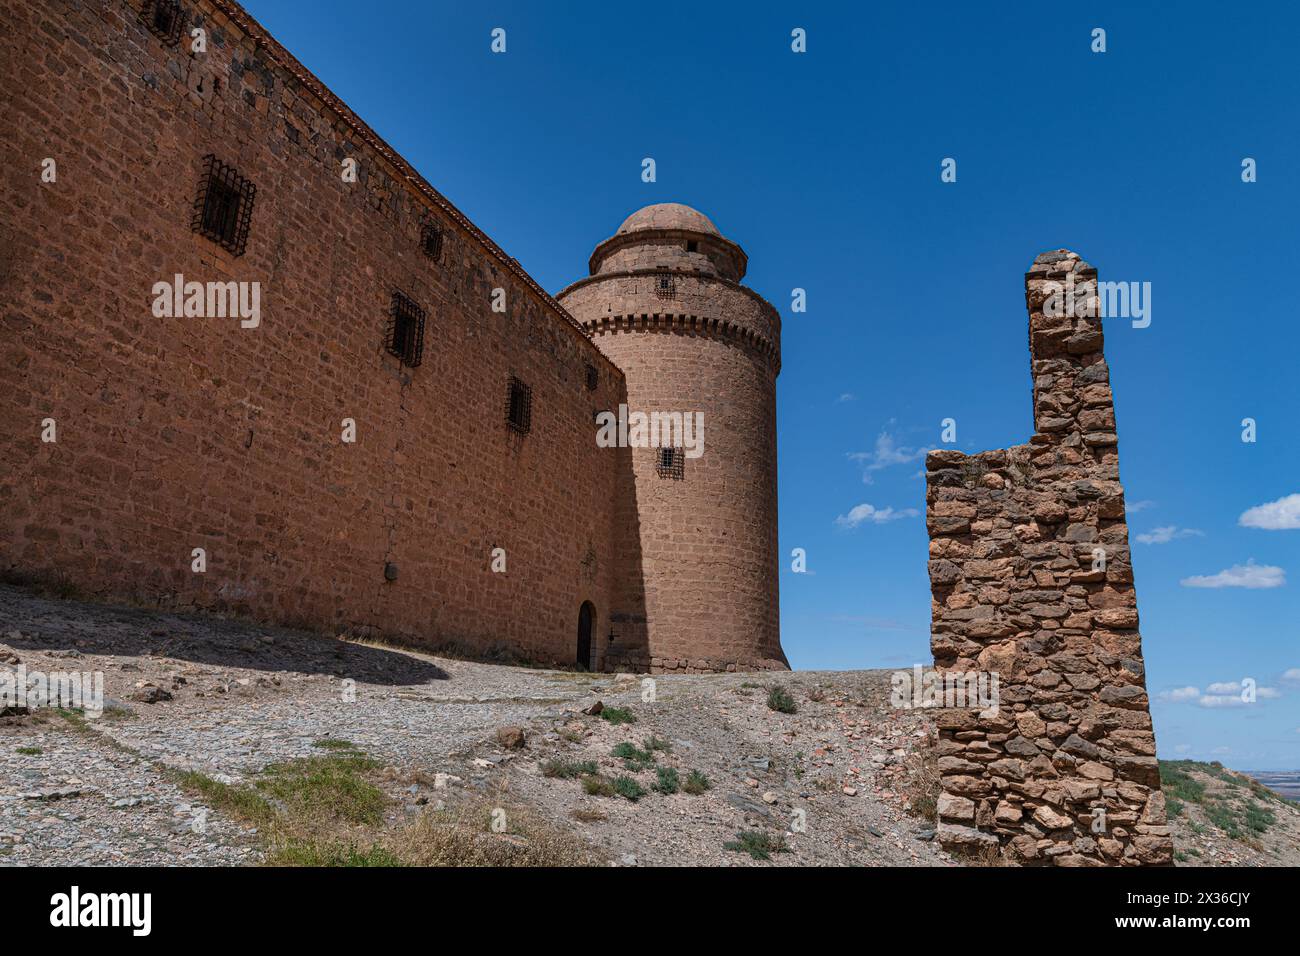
top-left (616, 202), bottom-right (720, 237)
top-left (557, 206), bottom-right (785, 674)
top-left (589, 202), bottom-right (748, 281)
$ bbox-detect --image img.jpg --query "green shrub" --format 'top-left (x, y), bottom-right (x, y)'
top-left (766, 685), bottom-right (797, 714)
top-left (1158, 761), bottom-right (1207, 804)
top-left (682, 770), bottom-right (711, 795)
top-left (1243, 800), bottom-right (1275, 834)
top-left (598, 707), bottom-right (636, 725)
top-left (612, 775), bottom-right (646, 801)
top-left (612, 742), bottom-right (655, 770)
top-left (724, 830), bottom-right (789, 861)
top-left (1203, 799), bottom-right (1242, 839)
top-left (654, 767), bottom-right (680, 794)
top-left (541, 758), bottom-right (599, 779)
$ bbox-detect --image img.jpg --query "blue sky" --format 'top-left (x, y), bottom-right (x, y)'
top-left (241, 1), bottom-right (1298, 769)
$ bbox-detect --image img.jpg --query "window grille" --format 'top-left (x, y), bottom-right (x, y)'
top-left (191, 155), bottom-right (256, 257)
top-left (142, 0), bottom-right (183, 45)
top-left (656, 446), bottom-right (684, 479)
top-left (421, 223), bottom-right (443, 260)
top-left (506, 377), bottom-right (532, 434)
top-left (386, 291), bottom-right (426, 367)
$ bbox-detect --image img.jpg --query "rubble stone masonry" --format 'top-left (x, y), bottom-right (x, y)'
top-left (925, 251), bottom-right (1172, 866)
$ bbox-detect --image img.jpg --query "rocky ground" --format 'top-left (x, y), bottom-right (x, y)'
top-left (1161, 760), bottom-right (1300, 867)
top-left (4, 585), bottom-right (1295, 867)
top-left (0, 585), bottom-right (948, 866)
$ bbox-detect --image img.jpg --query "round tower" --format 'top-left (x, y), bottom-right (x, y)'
top-left (558, 203), bottom-right (786, 672)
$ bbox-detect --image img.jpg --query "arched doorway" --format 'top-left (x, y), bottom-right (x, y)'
top-left (577, 601), bottom-right (595, 670)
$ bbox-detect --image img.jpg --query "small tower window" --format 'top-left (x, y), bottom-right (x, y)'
top-left (420, 223), bottom-right (444, 261)
top-left (192, 155), bottom-right (256, 257)
top-left (653, 274), bottom-right (676, 300)
top-left (142, 0), bottom-right (184, 45)
top-left (386, 291), bottom-right (426, 368)
top-left (656, 446), bottom-right (684, 480)
top-left (506, 377), bottom-right (532, 434)
top-left (585, 363), bottom-right (599, 391)
top-left (686, 240), bottom-right (698, 253)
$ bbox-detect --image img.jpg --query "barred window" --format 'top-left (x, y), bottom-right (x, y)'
top-left (656, 446), bottom-right (684, 480)
top-left (386, 292), bottom-right (426, 368)
top-left (653, 274), bottom-right (676, 300)
top-left (191, 155), bottom-right (256, 257)
top-left (420, 223), bottom-right (443, 261)
top-left (585, 363), bottom-right (599, 391)
top-left (506, 377), bottom-right (532, 434)
top-left (142, 0), bottom-right (183, 45)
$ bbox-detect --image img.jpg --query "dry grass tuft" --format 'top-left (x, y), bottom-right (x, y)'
top-left (901, 737), bottom-right (940, 822)
top-left (391, 801), bottom-right (599, 867)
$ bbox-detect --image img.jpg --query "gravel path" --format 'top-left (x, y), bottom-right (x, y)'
top-left (1, 585), bottom-right (951, 866)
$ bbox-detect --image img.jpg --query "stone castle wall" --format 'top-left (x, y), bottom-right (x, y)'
top-left (925, 251), bottom-right (1172, 865)
top-left (0, 0), bottom-right (632, 665)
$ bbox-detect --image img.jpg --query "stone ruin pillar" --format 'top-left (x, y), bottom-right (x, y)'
top-left (924, 250), bottom-right (1173, 866)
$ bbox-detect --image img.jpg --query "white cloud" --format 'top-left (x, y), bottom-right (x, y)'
top-left (836, 393), bottom-right (855, 404)
top-left (849, 431), bottom-right (930, 483)
top-left (1196, 679), bottom-right (1280, 707)
top-left (1239, 493), bottom-right (1300, 530)
top-left (1158, 682), bottom-right (1279, 706)
top-left (834, 503), bottom-right (920, 529)
top-left (1135, 525), bottom-right (1203, 545)
top-left (1282, 668), bottom-right (1300, 683)
top-left (1205, 681), bottom-right (1242, 695)
top-left (1198, 695), bottom-right (1246, 708)
top-left (1127, 499), bottom-right (1156, 513)
top-left (1180, 560), bottom-right (1285, 590)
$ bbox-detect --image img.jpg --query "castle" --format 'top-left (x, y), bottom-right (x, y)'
top-left (0, 0), bottom-right (786, 674)
top-left (2, 2), bottom-right (1174, 866)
